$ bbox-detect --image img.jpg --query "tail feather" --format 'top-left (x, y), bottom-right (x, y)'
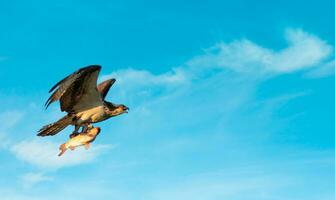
top-left (38, 115), bottom-right (72, 136)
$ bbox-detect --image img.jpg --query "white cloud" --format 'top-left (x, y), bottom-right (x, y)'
top-left (274, 29), bottom-right (331, 72)
top-left (101, 67), bottom-right (187, 89)
top-left (306, 58), bottom-right (335, 78)
top-left (100, 67), bottom-right (189, 104)
top-left (187, 28), bottom-right (332, 75)
top-left (11, 139), bottom-right (113, 170)
top-left (101, 29), bottom-right (333, 94)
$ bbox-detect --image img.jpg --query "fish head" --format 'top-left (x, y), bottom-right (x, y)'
top-left (90, 127), bottom-right (101, 137)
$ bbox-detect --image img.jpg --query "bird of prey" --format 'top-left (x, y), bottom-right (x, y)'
top-left (37, 65), bottom-right (129, 137)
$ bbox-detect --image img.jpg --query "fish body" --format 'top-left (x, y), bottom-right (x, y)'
top-left (58, 127), bottom-right (101, 156)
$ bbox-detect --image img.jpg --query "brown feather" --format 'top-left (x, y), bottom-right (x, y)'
top-left (97, 79), bottom-right (116, 99)
top-left (37, 115), bottom-right (73, 136)
top-left (45, 65), bottom-right (103, 113)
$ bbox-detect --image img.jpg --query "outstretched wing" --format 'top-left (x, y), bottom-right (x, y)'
top-left (97, 79), bottom-right (116, 99)
top-left (45, 65), bottom-right (103, 113)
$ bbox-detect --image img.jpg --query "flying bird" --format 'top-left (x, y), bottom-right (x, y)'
top-left (37, 65), bottom-right (129, 137)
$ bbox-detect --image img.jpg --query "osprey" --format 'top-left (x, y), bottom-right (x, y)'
top-left (37, 65), bottom-right (129, 137)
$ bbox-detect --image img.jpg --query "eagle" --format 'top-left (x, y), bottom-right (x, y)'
top-left (37, 65), bottom-right (129, 137)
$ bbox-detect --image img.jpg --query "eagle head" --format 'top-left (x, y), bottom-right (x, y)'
top-left (105, 102), bottom-right (129, 117)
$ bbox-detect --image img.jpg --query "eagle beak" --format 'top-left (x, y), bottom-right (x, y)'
top-left (124, 106), bottom-right (129, 113)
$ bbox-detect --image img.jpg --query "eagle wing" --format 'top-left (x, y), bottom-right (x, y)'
top-left (45, 65), bottom-right (104, 113)
top-left (97, 79), bottom-right (116, 99)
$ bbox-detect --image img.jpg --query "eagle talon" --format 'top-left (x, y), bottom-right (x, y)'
top-left (70, 132), bottom-right (79, 138)
top-left (87, 124), bottom-right (94, 130)
top-left (81, 124), bottom-right (94, 134)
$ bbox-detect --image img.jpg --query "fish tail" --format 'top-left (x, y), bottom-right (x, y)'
top-left (58, 143), bottom-right (67, 156)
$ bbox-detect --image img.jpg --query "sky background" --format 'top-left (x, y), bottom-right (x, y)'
top-left (0, 0), bottom-right (335, 199)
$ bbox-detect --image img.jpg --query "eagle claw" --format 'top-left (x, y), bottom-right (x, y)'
top-left (70, 132), bottom-right (79, 138)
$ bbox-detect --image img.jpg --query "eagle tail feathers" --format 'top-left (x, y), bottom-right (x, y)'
top-left (37, 115), bottom-right (73, 137)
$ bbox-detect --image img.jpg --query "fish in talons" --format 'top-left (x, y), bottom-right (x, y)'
top-left (58, 127), bottom-right (101, 156)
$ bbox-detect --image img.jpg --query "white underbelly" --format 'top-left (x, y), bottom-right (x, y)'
top-left (76, 106), bottom-right (106, 124)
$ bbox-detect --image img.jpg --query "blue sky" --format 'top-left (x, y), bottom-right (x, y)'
top-left (0, 0), bottom-right (335, 199)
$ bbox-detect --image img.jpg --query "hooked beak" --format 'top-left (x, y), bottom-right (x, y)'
top-left (124, 106), bottom-right (129, 113)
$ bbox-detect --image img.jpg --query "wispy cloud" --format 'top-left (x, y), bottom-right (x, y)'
top-left (102, 29), bottom-right (333, 94)
top-left (306, 58), bottom-right (335, 78)
top-left (101, 68), bottom-right (187, 87)
top-left (187, 28), bottom-right (332, 75)
top-left (100, 67), bottom-right (188, 103)
top-left (0, 105), bottom-right (113, 171)
top-left (11, 139), bottom-right (113, 170)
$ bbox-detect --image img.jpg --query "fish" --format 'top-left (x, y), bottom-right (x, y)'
top-left (58, 127), bottom-right (101, 156)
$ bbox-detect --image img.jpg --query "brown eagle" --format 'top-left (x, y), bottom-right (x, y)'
top-left (37, 65), bottom-right (128, 137)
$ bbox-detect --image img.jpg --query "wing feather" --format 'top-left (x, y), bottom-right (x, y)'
top-left (97, 79), bottom-right (116, 99)
top-left (45, 65), bottom-right (103, 112)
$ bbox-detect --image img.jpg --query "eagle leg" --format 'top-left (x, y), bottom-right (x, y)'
top-left (70, 125), bottom-right (80, 138)
top-left (82, 124), bottom-right (93, 133)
